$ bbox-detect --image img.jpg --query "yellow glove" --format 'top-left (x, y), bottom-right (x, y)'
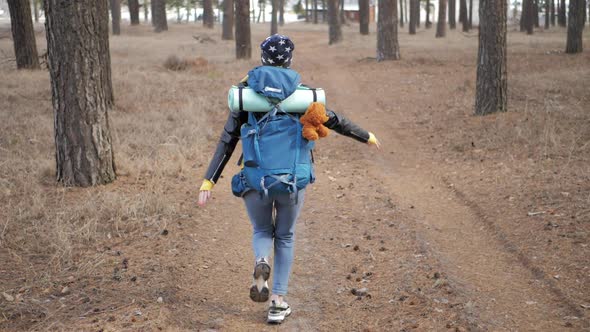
top-left (200, 179), bottom-right (215, 191)
top-left (368, 132), bottom-right (381, 149)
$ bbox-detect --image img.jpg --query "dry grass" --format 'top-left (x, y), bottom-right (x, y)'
top-left (0, 21), bottom-right (588, 330)
top-left (0, 24), bottom-right (241, 285)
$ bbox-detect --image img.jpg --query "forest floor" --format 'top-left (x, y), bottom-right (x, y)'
top-left (0, 22), bottom-right (589, 331)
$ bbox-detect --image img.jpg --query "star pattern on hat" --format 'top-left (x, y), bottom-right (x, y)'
top-left (278, 39), bottom-right (286, 45)
top-left (269, 46), bottom-right (277, 52)
top-left (277, 54), bottom-right (284, 60)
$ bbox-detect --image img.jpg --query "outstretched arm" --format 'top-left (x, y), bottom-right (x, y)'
top-left (199, 110), bottom-right (246, 206)
top-left (324, 109), bottom-right (381, 148)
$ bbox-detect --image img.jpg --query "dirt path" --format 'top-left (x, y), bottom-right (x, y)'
top-left (3, 24), bottom-right (588, 331)
top-left (293, 31), bottom-right (585, 330)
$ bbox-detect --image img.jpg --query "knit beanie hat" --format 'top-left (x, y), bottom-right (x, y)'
top-left (260, 34), bottom-right (295, 68)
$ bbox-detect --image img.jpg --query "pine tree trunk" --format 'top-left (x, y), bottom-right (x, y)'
top-left (222, 0), bottom-right (234, 40)
top-left (235, 0), bottom-right (251, 59)
top-left (271, 0), bottom-right (278, 34)
top-left (551, 0), bottom-right (555, 25)
top-left (533, 0), bottom-right (539, 27)
top-left (44, 0), bottom-right (117, 186)
top-left (151, 0), bottom-right (156, 26)
top-left (520, 1), bottom-right (526, 31)
top-left (340, 0), bottom-right (346, 24)
top-left (305, 0), bottom-right (309, 22)
top-left (400, 0), bottom-right (404, 27)
top-left (415, 0), bottom-right (420, 27)
top-left (7, 0), bottom-right (40, 69)
top-left (377, 0), bottom-right (401, 60)
top-left (328, 0), bottom-right (342, 44)
top-left (525, 0), bottom-right (534, 34)
top-left (409, 0), bottom-right (416, 33)
top-left (33, 0), bottom-right (39, 22)
top-left (204, 0), bottom-right (214, 28)
top-left (322, 0), bottom-right (327, 22)
top-left (468, 0), bottom-right (473, 28)
top-left (459, 0), bottom-right (467, 31)
top-left (475, 0), bottom-right (507, 115)
top-left (111, 0), bottom-right (121, 35)
top-left (359, 0), bottom-right (370, 34)
top-left (558, 0), bottom-right (566, 26)
top-left (436, 0), bottom-right (447, 37)
top-left (565, 0), bottom-right (585, 53)
top-left (279, 0), bottom-right (285, 25)
top-left (153, 0), bottom-right (168, 32)
top-left (426, 0), bottom-right (432, 28)
top-left (129, 0), bottom-right (140, 25)
top-left (545, 0), bottom-right (550, 28)
top-left (144, 0), bottom-right (149, 22)
top-left (313, 0), bottom-right (318, 23)
top-left (449, 0), bottom-right (457, 29)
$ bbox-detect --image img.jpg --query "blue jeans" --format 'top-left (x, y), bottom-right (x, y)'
top-left (243, 190), bottom-right (305, 295)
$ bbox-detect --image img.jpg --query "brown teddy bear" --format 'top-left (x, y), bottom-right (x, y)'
top-left (300, 102), bottom-right (330, 141)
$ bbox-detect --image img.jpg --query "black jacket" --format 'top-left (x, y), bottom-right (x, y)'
top-left (204, 109), bottom-right (370, 183)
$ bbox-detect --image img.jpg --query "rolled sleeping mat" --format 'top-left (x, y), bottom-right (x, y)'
top-left (228, 85), bottom-right (326, 113)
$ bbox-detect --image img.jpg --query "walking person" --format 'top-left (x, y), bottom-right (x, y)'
top-left (198, 34), bottom-right (381, 324)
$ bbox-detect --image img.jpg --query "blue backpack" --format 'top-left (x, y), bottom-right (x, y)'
top-left (231, 66), bottom-right (315, 199)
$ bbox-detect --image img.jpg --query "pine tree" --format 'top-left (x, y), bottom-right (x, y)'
top-left (44, 0), bottom-right (117, 186)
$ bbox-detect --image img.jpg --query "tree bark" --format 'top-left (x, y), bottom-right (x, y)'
top-left (545, 0), bottom-right (550, 28)
top-left (436, 0), bottom-right (447, 37)
top-left (313, 0), bottom-right (318, 23)
top-left (144, 0), bottom-right (150, 22)
top-left (533, 0), bottom-right (539, 27)
top-left (153, 0), bottom-right (168, 32)
top-left (43, 0), bottom-right (116, 186)
top-left (565, 0), bottom-right (585, 53)
top-left (551, 0), bottom-right (555, 25)
top-left (377, 0), bottom-right (401, 60)
top-left (129, 0), bottom-right (140, 25)
top-left (459, 0), bottom-right (468, 31)
top-left (279, 0), bottom-right (285, 25)
top-left (151, 0), bottom-right (156, 25)
top-left (110, 0), bottom-right (121, 35)
top-left (322, 0), bottom-right (327, 22)
top-left (475, 0), bottom-right (507, 115)
top-left (8, 0), bottom-right (40, 70)
top-left (222, 0), bottom-right (234, 39)
top-left (426, 0), bottom-right (432, 28)
top-left (525, 0), bottom-right (534, 34)
top-left (271, 0), bottom-right (278, 34)
top-left (33, 0), bottom-right (39, 22)
top-left (235, 0), bottom-right (251, 59)
top-left (449, 0), bottom-right (456, 28)
top-left (328, 0), bottom-right (342, 44)
top-left (409, 0), bottom-right (416, 33)
top-left (415, 0), bottom-right (420, 27)
top-left (468, 0), bottom-right (473, 28)
top-left (340, 0), bottom-right (346, 24)
top-left (400, 0), bottom-right (404, 27)
top-left (359, 0), bottom-right (370, 34)
top-left (558, 0), bottom-right (566, 26)
top-left (204, 0), bottom-right (214, 28)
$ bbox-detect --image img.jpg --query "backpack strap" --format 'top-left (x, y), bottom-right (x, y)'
top-left (238, 86), bottom-right (244, 111)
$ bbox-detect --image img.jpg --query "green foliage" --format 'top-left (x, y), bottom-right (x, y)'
top-left (293, 0), bottom-right (303, 14)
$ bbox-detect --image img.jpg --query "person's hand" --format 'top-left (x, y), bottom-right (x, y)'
top-left (368, 132), bottom-right (381, 150)
top-left (198, 179), bottom-right (215, 207)
top-left (198, 190), bottom-right (212, 207)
